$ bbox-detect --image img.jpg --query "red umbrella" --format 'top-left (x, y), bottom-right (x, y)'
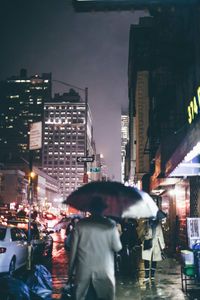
top-left (64, 181), bottom-right (143, 217)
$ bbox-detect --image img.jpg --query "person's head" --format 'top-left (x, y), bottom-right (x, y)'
top-left (71, 217), bottom-right (79, 225)
top-left (89, 196), bottom-right (107, 216)
top-left (73, 217), bottom-right (79, 224)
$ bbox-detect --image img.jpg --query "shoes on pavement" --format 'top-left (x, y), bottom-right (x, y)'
top-left (143, 277), bottom-right (150, 283)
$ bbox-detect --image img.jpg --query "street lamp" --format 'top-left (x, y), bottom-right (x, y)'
top-left (52, 79), bottom-right (88, 182)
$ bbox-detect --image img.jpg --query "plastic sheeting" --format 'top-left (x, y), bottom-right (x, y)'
top-left (26, 265), bottom-right (52, 300)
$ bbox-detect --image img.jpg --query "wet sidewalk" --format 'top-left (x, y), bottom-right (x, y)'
top-left (116, 258), bottom-right (190, 300)
top-left (53, 258), bottom-right (195, 299)
top-left (50, 233), bottom-right (199, 299)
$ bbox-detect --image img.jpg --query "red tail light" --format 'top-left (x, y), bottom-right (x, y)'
top-left (0, 247), bottom-right (6, 253)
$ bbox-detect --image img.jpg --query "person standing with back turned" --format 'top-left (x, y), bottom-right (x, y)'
top-left (142, 218), bottom-right (165, 282)
top-left (68, 196), bottom-right (122, 300)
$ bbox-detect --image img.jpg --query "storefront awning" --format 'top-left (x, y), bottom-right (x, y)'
top-left (150, 118), bottom-right (200, 192)
top-left (165, 118), bottom-right (200, 177)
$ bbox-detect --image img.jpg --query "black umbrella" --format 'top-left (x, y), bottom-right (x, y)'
top-left (64, 181), bottom-right (143, 217)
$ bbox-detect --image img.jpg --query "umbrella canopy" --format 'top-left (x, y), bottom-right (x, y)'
top-left (122, 190), bottom-right (159, 219)
top-left (64, 181), bottom-right (158, 218)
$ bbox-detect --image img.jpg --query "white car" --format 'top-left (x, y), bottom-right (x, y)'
top-left (0, 225), bottom-right (28, 274)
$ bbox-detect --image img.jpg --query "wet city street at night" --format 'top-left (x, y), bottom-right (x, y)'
top-left (48, 231), bottom-right (69, 299)
top-left (2, 1), bottom-right (200, 299)
top-left (47, 231), bottom-right (194, 300)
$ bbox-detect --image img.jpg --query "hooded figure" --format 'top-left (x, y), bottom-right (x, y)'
top-left (68, 196), bottom-right (122, 300)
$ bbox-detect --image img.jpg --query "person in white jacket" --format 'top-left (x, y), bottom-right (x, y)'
top-left (68, 196), bottom-right (122, 300)
top-left (142, 219), bottom-right (165, 282)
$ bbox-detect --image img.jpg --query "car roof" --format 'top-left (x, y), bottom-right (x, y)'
top-left (8, 218), bottom-right (29, 223)
top-left (0, 225), bottom-right (18, 230)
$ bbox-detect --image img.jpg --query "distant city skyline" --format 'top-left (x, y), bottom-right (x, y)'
top-left (0, 0), bottom-right (147, 179)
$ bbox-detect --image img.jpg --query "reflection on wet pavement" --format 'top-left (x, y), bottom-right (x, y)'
top-left (49, 231), bottom-right (69, 299)
top-left (50, 232), bottom-right (191, 300)
top-left (116, 259), bottom-right (189, 300)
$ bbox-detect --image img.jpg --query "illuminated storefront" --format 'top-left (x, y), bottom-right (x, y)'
top-left (150, 114), bottom-right (200, 251)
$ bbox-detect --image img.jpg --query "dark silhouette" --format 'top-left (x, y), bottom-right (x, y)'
top-left (120, 218), bottom-right (139, 278)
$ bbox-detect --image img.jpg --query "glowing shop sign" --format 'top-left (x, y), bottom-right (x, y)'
top-left (187, 86), bottom-right (200, 124)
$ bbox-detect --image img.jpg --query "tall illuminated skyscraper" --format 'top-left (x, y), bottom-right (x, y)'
top-left (0, 69), bottom-right (51, 163)
top-left (42, 89), bottom-right (94, 199)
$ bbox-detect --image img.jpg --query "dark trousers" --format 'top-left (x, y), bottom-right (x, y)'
top-left (120, 245), bottom-right (138, 277)
top-left (144, 260), bottom-right (157, 278)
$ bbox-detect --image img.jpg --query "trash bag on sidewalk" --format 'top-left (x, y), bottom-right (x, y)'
top-left (0, 275), bottom-right (30, 300)
top-left (26, 264), bottom-right (52, 300)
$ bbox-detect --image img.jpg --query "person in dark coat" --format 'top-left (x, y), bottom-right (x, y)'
top-left (65, 217), bottom-right (80, 251)
top-left (65, 217), bottom-right (80, 236)
top-left (120, 218), bottom-right (139, 277)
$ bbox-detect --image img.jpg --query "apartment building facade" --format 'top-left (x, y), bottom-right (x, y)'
top-left (42, 89), bottom-right (95, 199)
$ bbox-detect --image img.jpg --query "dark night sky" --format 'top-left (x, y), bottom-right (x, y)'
top-left (0, 0), bottom-right (147, 180)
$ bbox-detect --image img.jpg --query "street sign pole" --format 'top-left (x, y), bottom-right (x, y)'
top-left (84, 87), bottom-right (88, 183)
top-left (27, 121), bottom-right (42, 270)
top-left (27, 150), bottom-right (33, 271)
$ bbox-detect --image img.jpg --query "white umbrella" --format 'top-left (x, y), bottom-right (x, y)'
top-left (122, 190), bottom-right (159, 219)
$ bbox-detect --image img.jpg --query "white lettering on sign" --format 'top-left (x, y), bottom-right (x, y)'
top-left (77, 156), bottom-right (94, 163)
top-left (29, 121), bottom-right (42, 150)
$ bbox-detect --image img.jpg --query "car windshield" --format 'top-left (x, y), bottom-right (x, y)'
top-left (0, 228), bottom-right (6, 240)
top-left (7, 219), bottom-right (29, 230)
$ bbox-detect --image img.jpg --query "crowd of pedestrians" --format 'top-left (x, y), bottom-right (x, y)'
top-left (64, 197), bottom-right (166, 300)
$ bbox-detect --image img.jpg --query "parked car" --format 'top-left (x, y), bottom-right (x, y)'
top-left (31, 229), bottom-right (53, 258)
top-left (7, 219), bottom-right (53, 258)
top-left (0, 225), bottom-right (28, 274)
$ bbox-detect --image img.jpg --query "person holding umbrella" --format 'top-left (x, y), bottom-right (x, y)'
top-left (65, 181), bottom-right (161, 292)
top-left (68, 196), bottom-right (122, 300)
